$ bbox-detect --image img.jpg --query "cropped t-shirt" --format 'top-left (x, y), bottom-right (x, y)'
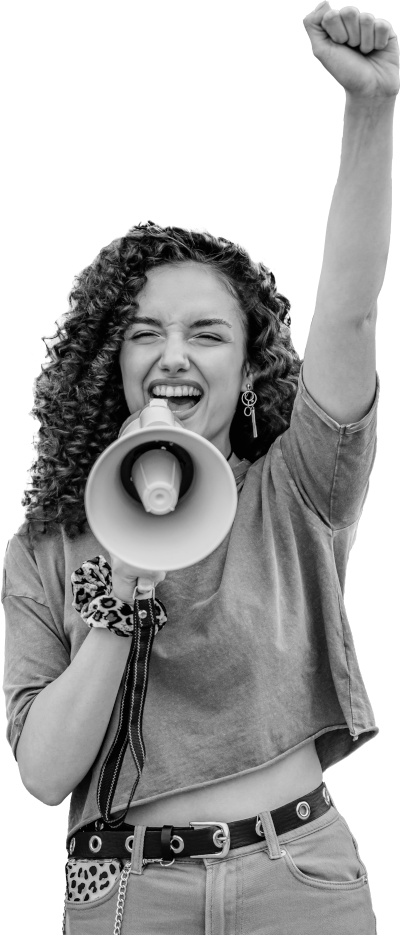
top-left (2, 363), bottom-right (380, 838)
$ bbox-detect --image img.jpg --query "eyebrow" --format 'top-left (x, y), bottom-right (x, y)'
top-left (130, 316), bottom-right (233, 329)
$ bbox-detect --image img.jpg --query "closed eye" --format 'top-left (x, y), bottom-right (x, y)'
top-left (130, 332), bottom-right (222, 341)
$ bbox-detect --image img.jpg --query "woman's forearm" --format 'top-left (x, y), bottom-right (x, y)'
top-left (316, 93), bottom-right (396, 324)
top-left (16, 626), bottom-right (132, 806)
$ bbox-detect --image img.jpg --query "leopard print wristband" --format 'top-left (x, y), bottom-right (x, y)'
top-left (71, 555), bottom-right (167, 638)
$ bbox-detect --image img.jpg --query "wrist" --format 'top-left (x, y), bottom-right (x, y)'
top-left (345, 90), bottom-right (398, 113)
top-left (88, 625), bottom-right (134, 646)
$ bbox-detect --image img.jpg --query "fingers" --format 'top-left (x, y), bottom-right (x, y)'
top-left (360, 13), bottom-right (378, 53)
top-left (321, 8), bottom-right (349, 44)
top-left (109, 552), bottom-right (166, 602)
top-left (320, 8), bottom-right (393, 54)
top-left (338, 6), bottom-right (361, 48)
top-left (303, 2), bottom-right (332, 34)
top-left (373, 18), bottom-right (394, 51)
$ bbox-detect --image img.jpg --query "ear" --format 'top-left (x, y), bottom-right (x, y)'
top-left (241, 361), bottom-right (256, 393)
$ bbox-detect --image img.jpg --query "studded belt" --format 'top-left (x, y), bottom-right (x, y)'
top-left (67, 781), bottom-right (332, 862)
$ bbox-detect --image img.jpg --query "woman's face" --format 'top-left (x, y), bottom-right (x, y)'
top-left (119, 261), bottom-right (252, 457)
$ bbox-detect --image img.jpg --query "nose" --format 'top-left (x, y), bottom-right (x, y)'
top-left (158, 333), bottom-right (190, 373)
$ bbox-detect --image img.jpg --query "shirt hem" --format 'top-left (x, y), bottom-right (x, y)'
top-left (66, 722), bottom-right (377, 840)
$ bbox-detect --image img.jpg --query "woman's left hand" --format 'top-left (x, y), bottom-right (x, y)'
top-left (303, 2), bottom-right (399, 100)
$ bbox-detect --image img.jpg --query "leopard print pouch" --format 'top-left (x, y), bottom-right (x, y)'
top-left (65, 858), bottom-right (123, 904)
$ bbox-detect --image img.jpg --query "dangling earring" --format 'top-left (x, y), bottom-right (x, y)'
top-left (241, 383), bottom-right (258, 439)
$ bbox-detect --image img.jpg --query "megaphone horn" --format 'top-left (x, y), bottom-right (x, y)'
top-left (85, 399), bottom-right (238, 573)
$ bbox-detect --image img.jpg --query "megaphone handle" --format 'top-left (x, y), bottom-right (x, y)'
top-left (136, 576), bottom-right (156, 599)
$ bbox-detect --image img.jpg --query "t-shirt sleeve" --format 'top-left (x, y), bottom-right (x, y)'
top-left (2, 534), bottom-right (70, 760)
top-left (279, 362), bottom-right (379, 529)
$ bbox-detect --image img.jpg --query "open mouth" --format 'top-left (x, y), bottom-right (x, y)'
top-left (149, 387), bottom-right (203, 415)
top-left (170, 397), bottom-right (202, 414)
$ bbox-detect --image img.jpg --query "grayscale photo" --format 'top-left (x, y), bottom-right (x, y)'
top-left (1, 1), bottom-right (399, 932)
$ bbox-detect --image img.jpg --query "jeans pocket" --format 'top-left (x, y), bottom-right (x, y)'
top-left (65, 858), bottom-right (123, 906)
top-left (337, 814), bottom-right (369, 876)
top-left (282, 812), bottom-right (369, 891)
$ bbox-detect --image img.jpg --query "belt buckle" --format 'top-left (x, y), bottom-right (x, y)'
top-left (188, 821), bottom-right (230, 859)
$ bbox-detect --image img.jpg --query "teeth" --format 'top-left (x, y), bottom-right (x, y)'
top-left (151, 385), bottom-right (201, 397)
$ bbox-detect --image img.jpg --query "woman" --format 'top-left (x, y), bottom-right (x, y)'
top-left (2, 4), bottom-right (398, 933)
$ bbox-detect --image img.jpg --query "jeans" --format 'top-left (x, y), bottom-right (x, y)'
top-left (64, 803), bottom-right (377, 934)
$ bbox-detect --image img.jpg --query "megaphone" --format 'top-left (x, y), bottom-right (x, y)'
top-left (85, 399), bottom-right (238, 575)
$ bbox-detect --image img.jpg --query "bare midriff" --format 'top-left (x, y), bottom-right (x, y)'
top-left (121, 739), bottom-right (323, 827)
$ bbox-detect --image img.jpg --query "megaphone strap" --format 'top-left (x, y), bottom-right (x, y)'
top-left (71, 557), bottom-right (168, 827)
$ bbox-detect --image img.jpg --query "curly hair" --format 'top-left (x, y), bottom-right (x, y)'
top-left (22, 221), bottom-right (302, 540)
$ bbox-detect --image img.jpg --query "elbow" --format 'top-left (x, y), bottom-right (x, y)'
top-left (16, 747), bottom-right (66, 807)
top-left (23, 777), bottom-right (67, 807)
top-left (19, 770), bottom-right (63, 806)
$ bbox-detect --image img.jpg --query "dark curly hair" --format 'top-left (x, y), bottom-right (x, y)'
top-left (22, 221), bottom-right (302, 539)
